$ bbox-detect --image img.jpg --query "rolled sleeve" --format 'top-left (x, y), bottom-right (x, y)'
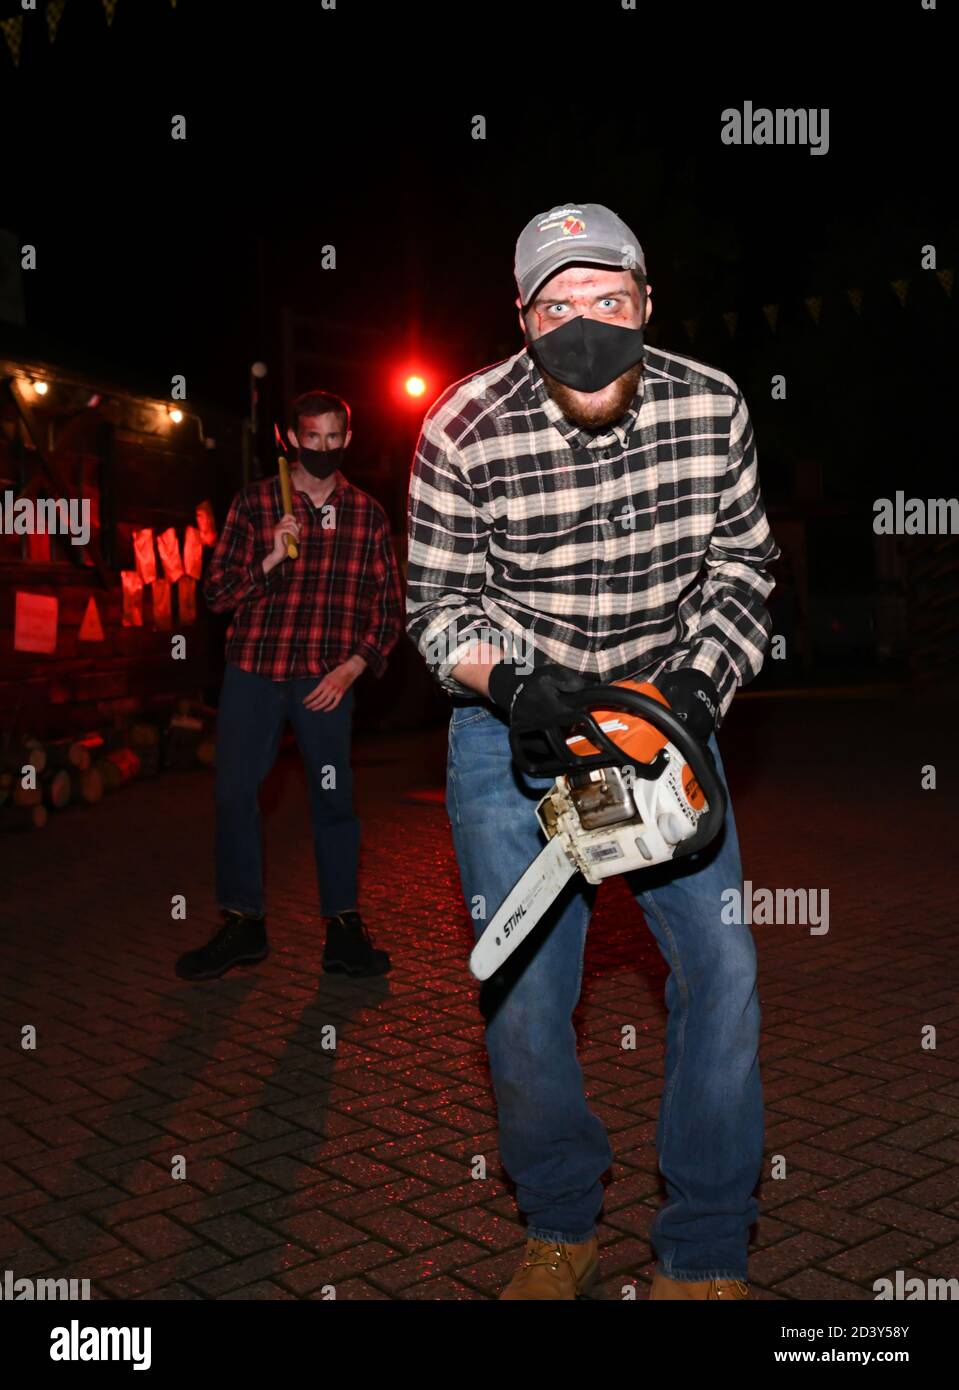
top-left (246, 557), bottom-right (287, 597)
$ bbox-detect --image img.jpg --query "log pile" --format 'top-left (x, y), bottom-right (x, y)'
top-left (162, 699), bottom-right (217, 770)
top-left (0, 695), bottom-right (218, 832)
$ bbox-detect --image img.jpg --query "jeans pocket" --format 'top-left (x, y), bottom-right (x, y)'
top-left (449, 702), bottom-right (492, 729)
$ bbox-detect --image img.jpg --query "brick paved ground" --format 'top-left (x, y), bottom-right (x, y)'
top-left (1, 688), bottom-right (958, 1301)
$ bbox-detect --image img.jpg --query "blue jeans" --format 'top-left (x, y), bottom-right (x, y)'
top-left (214, 662), bottom-right (359, 919)
top-left (446, 701), bottom-right (763, 1281)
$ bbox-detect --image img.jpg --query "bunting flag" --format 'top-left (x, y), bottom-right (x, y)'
top-left (157, 526), bottom-right (184, 583)
top-left (78, 596), bottom-right (105, 642)
top-left (665, 271), bottom-right (957, 340)
top-left (177, 575), bottom-right (196, 624)
top-left (151, 578), bottom-right (173, 631)
top-left (102, 0), bottom-right (118, 26)
top-left (46, 0), bottom-right (66, 43)
top-left (196, 500), bottom-right (218, 546)
top-left (26, 531), bottom-right (51, 563)
top-left (1, 15), bottom-right (24, 66)
top-left (183, 524), bottom-right (204, 579)
top-left (14, 591), bottom-right (58, 653)
top-left (121, 571), bottom-right (144, 627)
top-left (133, 527), bottom-right (157, 584)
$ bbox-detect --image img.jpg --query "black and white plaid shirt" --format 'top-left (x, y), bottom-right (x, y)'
top-left (405, 343), bottom-right (781, 727)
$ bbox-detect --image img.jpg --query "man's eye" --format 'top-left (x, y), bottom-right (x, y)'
top-left (548, 303), bottom-right (568, 315)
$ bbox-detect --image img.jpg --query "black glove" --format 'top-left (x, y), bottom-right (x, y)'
top-left (488, 662), bottom-right (588, 732)
top-left (653, 668), bottom-right (720, 745)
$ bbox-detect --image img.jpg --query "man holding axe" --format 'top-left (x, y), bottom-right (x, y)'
top-left (176, 390), bottom-right (403, 981)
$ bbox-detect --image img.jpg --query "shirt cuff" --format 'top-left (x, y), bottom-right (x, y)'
top-left (352, 642), bottom-right (387, 679)
top-left (422, 619), bottom-right (491, 696)
top-left (247, 559), bottom-right (286, 595)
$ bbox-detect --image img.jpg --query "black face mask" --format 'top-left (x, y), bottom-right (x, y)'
top-left (298, 444), bottom-right (343, 480)
top-left (527, 316), bottom-right (645, 393)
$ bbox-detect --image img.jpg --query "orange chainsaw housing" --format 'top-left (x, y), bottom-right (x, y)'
top-left (563, 679), bottom-right (706, 812)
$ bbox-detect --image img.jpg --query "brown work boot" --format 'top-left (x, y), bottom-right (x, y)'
top-left (499, 1236), bottom-right (599, 1300)
top-left (650, 1272), bottom-right (749, 1300)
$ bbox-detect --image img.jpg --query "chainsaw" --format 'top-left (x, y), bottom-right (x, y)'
top-left (469, 679), bottom-right (727, 981)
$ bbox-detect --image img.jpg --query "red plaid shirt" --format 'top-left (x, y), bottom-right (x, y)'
top-left (204, 472), bottom-right (403, 681)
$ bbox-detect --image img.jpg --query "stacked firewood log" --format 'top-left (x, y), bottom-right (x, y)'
top-left (0, 696), bottom-right (218, 831)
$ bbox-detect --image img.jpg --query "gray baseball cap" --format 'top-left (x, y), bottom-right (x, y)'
top-left (515, 203), bottom-right (646, 309)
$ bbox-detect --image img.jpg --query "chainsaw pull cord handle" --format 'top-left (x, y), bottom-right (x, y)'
top-left (508, 685), bottom-right (727, 860)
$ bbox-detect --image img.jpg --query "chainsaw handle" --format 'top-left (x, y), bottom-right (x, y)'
top-left (509, 684), bottom-right (727, 859)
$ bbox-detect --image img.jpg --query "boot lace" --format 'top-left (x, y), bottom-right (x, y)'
top-left (206, 913), bottom-right (258, 958)
top-left (337, 911), bottom-right (373, 946)
top-left (522, 1241), bottom-right (569, 1272)
top-left (715, 1279), bottom-right (749, 1297)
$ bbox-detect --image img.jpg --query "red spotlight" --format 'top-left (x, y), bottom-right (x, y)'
top-left (389, 364), bottom-right (435, 412)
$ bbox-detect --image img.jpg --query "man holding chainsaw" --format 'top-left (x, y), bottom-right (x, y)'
top-left (406, 204), bottom-right (781, 1300)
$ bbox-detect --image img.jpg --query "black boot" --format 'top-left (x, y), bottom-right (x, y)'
top-left (175, 909), bottom-right (268, 981)
top-left (323, 910), bottom-right (390, 977)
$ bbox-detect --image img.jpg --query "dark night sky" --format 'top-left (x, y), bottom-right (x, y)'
top-left (1, 1), bottom-right (955, 511)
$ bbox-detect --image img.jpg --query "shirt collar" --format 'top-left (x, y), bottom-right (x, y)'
top-left (287, 470), bottom-right (349, 509)
top-left (327, 471), bottom-right (349, 505)
top-left (518, 348), bottom-right (644, 450)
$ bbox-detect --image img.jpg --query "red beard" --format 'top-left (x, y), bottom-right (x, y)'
top-left (541, 362), bottom-right (644, 430)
